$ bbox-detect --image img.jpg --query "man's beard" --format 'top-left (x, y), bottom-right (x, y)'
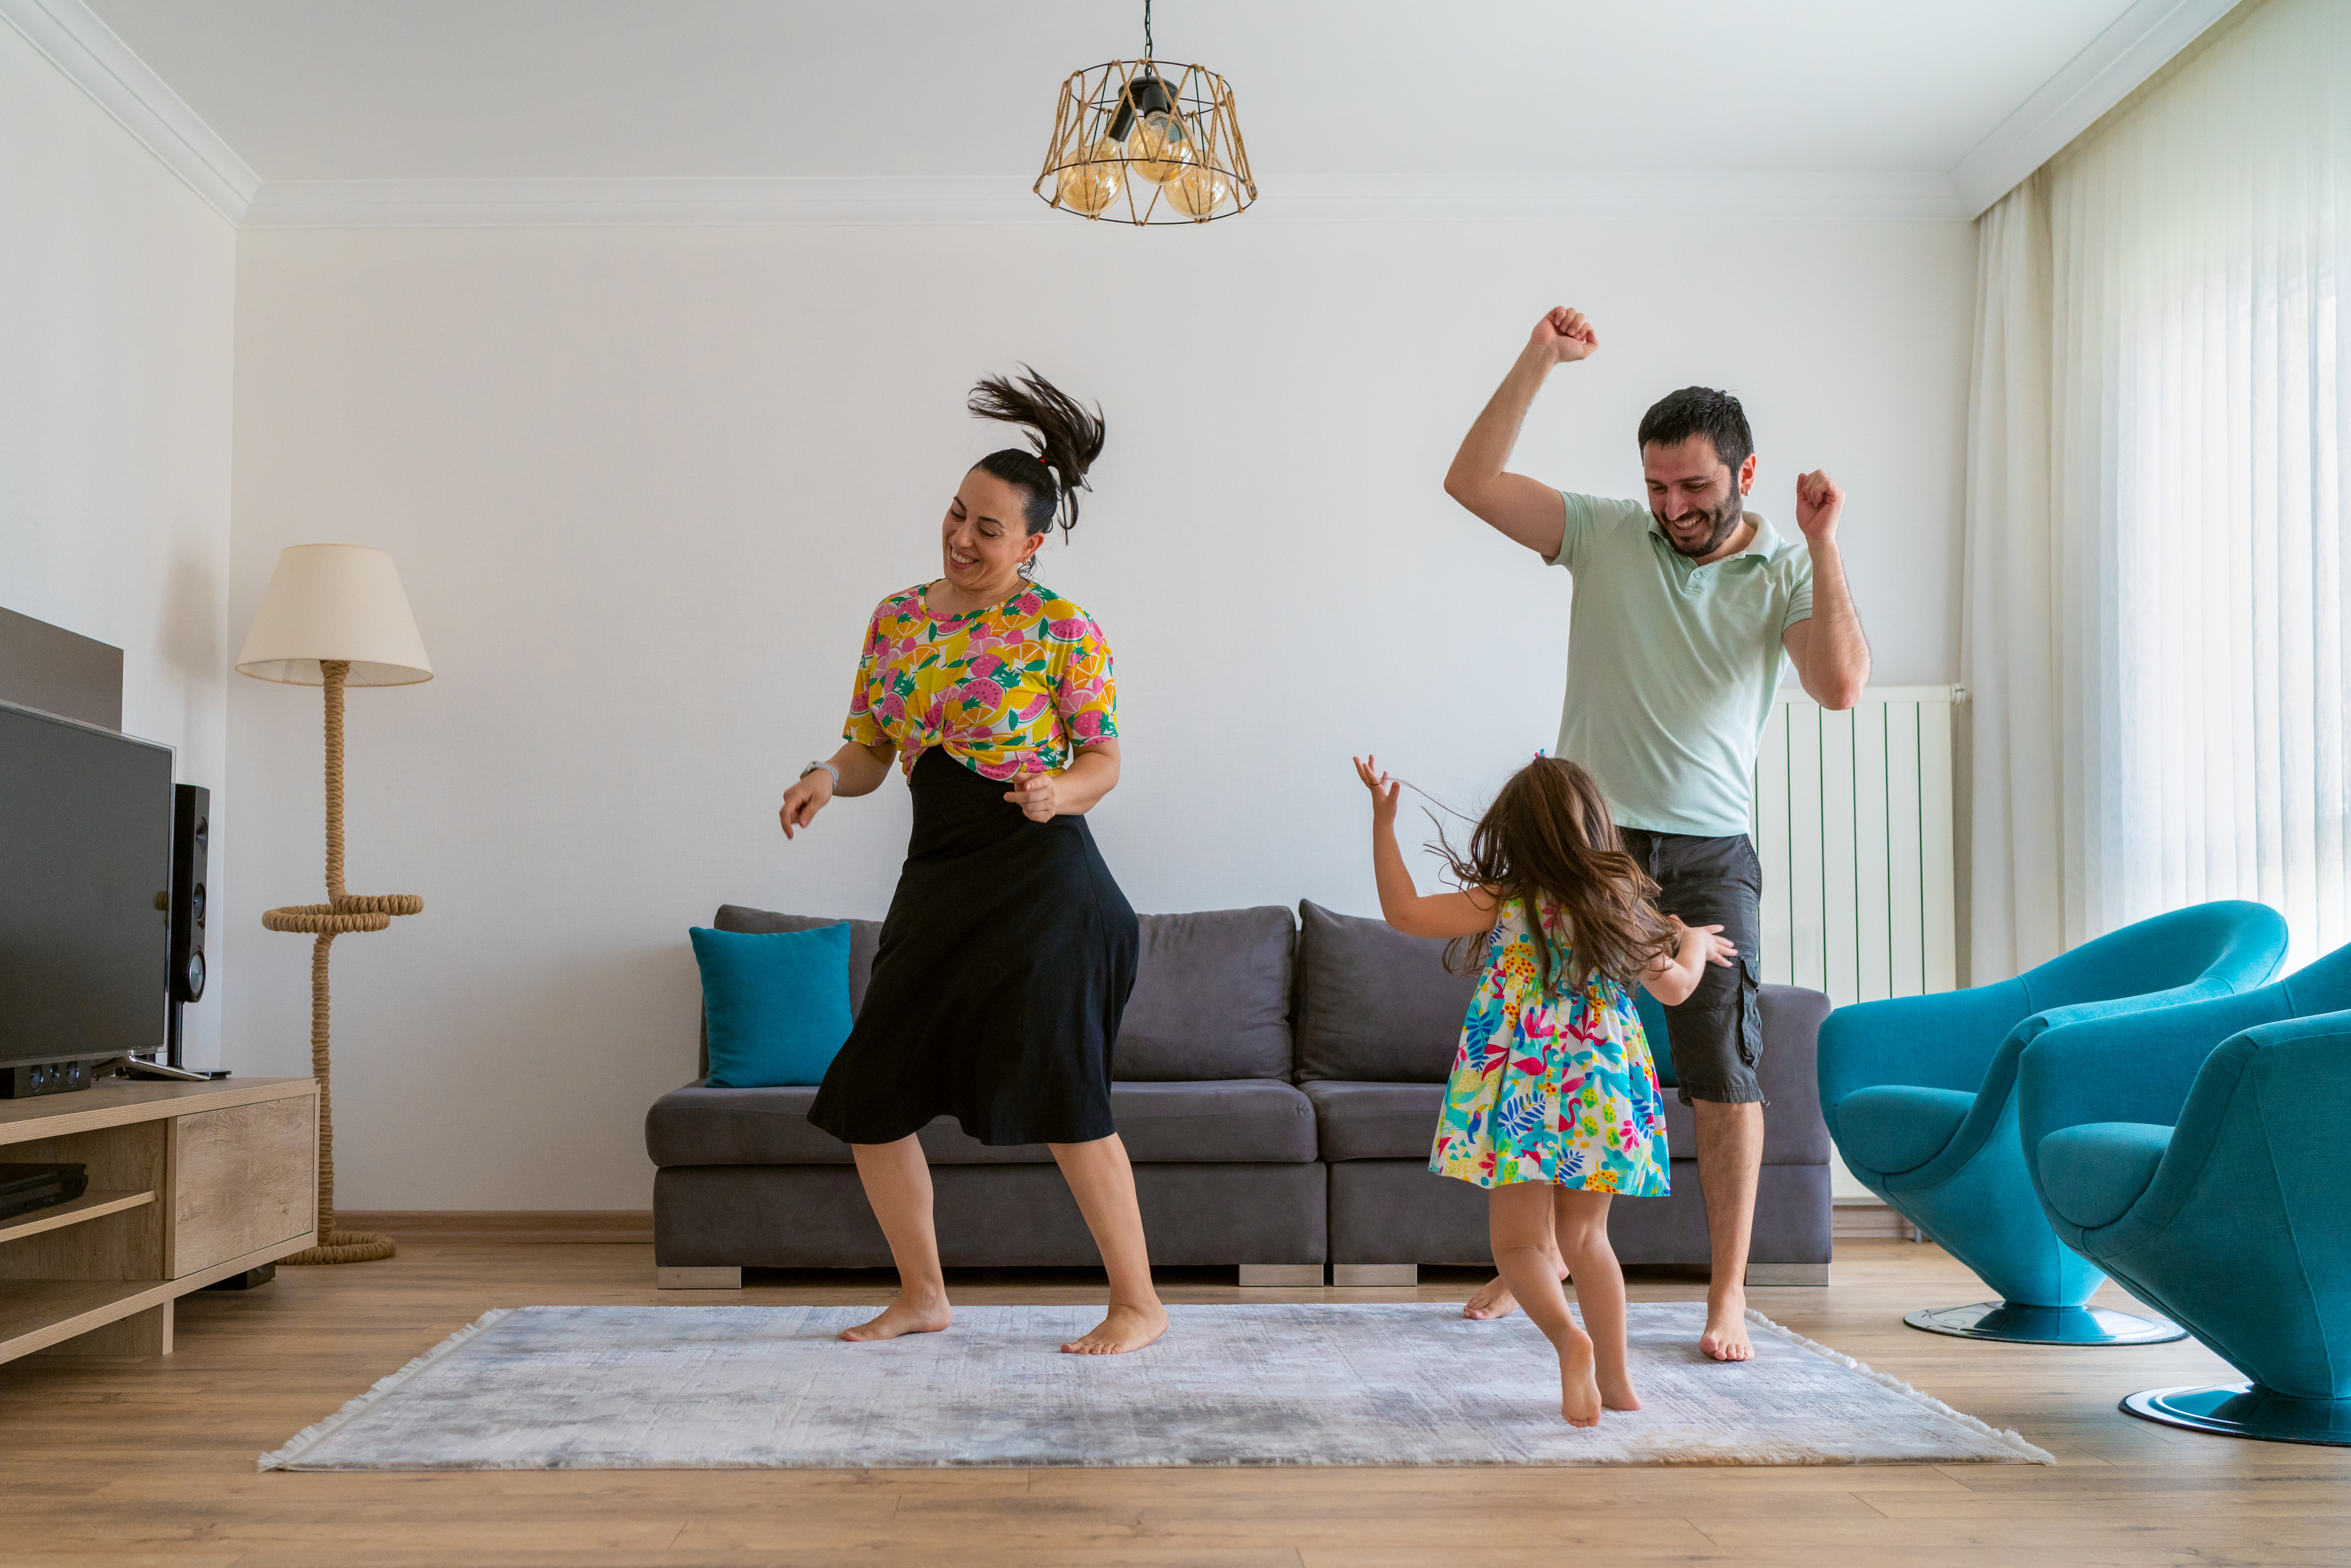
top-left (1656, 487), bottom-right (1745, 559)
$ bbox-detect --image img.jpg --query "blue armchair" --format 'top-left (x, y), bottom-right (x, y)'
top-left (2019, 944), bottom-right (2351, 1444)
top-left (1817, 901), bottom-right (2287, 1342)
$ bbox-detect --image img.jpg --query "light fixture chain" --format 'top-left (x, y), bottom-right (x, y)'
top-left (1144, 0), bottom-right (1153, 60)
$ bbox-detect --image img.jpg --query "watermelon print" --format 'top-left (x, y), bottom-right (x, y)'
top-left (1428, 894), bottom-right (1670, 1196)
top-left (842, 582), bottom-right (1116, 782)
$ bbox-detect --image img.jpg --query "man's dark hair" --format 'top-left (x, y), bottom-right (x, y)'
top-left (1637, 386), bottom-right (1753, 474)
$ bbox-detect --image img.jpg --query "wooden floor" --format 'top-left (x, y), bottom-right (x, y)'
top-left (0, 1238), bottom-right (2342, 1567)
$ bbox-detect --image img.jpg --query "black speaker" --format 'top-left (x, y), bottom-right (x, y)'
top-left (168, 782), bottom-right (208, 1008)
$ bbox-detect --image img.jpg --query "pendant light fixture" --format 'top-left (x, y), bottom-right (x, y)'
top-left (1034, 0), bottom-right (1256, 226)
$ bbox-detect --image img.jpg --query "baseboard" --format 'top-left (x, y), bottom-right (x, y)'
top-left (1833, 1199), bottom-right (1926, 1241)
top-left (334, 1211), bottom-right (654, 1244)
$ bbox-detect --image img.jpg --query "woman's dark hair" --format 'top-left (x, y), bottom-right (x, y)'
top-left (967, 368), bottom-right (1106, 540)
top-left (1637, 385), bottom-right (1753, 474)
top-left (1434, 756), bottom-right (1677, 996)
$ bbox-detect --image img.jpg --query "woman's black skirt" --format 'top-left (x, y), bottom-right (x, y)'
top-left (808, 745), bottom-right (1139, 1146)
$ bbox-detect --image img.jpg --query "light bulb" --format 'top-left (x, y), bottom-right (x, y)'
top-left (1127, 110), bottom-right (1198, 187)
top-left (1166, 165), bottom-right (1229, 220)
top-left (1055, 138), bottom-right (1124, 217)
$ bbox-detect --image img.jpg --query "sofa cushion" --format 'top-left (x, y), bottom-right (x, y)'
top-left (1293, 901), bottom-right (1476, 1082)
top-left (1836, 1084), bottom-right (1975, 1176)
top-left (705, 906), bottom-right (885, 1080)
top-left (715, 905), bottom-right (881, 1007)
top-left (646, 1078), bottom-right (1318, 1168)
top-left (1114, 907), bottom-right (1297, 1081)
top-left (2036, 1121), bottom-right (2172, 1231)
top-left (1302, 1081), bottom-right (1442, 1161)
top-left (691, 924), bottom-right (855, 1087)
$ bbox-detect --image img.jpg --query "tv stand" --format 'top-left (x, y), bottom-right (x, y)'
top-left (0, 1076), bottom-right (318, 1361)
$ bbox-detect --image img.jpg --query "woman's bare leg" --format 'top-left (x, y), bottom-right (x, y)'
top-left (840, 1135), bottom-right (954, 1342)
top-left (1553, 1189), bottom-right (1636, 1410)
top-left (1490, 1182), bottom-right (1600, 1426)
top-left (1047, 1133), bottom-right (1169, 1354)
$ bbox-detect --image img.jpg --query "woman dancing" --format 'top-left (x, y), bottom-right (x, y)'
top-left (778, 369), bottom-right (1165, 1356)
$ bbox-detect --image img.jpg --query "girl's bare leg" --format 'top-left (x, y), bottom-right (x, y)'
top-left (840, 1135), bottom-right (954, 1341)
top-left (1553, 1188), bottom-right (1637, 1410)
top-left (1490, 1182), bottom-right (1600, 1426)
top-left (1048, 1133), bottom-right (1170, 1354)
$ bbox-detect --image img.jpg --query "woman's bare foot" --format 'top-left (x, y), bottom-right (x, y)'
top-left (1699, 1289), bottom-right (1753, 1362)
top-left (1599, 1372), bottom-right (1642, 1412)
top-left (1556, 1326), bottom-right (1602, 1427)
top-left (1061, 1301), bottom-right (1169, 1354)
top-left (840, 1295), bottom-right (952, 1342)
top-left (1463, 1253), bottom-right (1567, 1320)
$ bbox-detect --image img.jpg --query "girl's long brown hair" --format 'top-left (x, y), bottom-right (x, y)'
top-left (1435, 756), bottom-right (1677, 995)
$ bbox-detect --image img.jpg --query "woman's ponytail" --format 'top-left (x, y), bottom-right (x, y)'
top-left (968, 368), bottom-right (1106, 540)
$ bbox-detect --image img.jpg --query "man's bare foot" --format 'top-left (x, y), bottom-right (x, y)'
top-left (1061, 1301), bottom-right (1169, 1355)
top-left (1699, 1292), bottom-right (1753, 1362)
top-left (1556, 1326), bottom-right (1602, 1427)
top-left (1599, 1371), bottom-right (1642, 1411)
top-left (1462, 1256), bottom-right (1566, 1321)
top-left (840, 1297), bottom-right (952, 1342)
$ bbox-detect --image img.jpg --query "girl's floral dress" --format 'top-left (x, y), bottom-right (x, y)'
top-left (1428, 894), bottom-right (1671, 1194)
top-left (842, 582), bottom-right (1115, 779)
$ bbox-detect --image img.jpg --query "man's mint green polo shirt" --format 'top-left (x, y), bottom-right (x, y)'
top-left (1549, 492), bottom-right (1814, 838)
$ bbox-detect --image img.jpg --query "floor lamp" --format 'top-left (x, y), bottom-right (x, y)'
top-left (237, 545), bottom-right (433, 1265)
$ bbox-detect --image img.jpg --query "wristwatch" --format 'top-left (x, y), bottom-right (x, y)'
top-left (799, 761), bottom-right (840, 790)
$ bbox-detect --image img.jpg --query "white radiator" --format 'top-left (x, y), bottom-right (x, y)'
top-left (1750, 685), bottom-right (1964, 1008)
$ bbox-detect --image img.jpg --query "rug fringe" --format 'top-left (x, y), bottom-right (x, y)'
top-left (258, 1307), bottom-right (516, 1471)
top-left (1743, 1307), bottom-right (2055, 1464)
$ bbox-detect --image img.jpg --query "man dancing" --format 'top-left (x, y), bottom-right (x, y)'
top-left (1442, 306), bottom-right (1870, 1361)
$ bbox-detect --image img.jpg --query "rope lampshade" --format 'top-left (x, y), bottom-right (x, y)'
top-left (239, 544), bottom-right (431, 1266)
top-left (1034, 1), bottom-right (1255, 226)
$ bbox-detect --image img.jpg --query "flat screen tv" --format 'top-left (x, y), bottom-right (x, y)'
top-left (0, 699), bottom-right (173, 1071)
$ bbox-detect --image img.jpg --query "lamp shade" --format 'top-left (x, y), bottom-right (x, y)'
top-left (236, 544), bottom-right (433, 686)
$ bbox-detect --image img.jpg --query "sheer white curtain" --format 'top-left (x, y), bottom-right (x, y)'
top-left (1966, 0), bottom-right (2351, 978)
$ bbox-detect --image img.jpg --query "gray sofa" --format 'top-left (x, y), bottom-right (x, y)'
top-left (646, 901), bottom-right (1832, 1289)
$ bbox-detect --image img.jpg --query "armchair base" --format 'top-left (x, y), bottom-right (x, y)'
top-left (2123, 1382), bottom-right (2351, 1447)
top-left (1904, 1299), bottom-right (2184, 1344)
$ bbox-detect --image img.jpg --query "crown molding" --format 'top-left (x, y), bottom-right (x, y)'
top-left (239, 170), bottom-right (1968, 229)
top-left (1, 0), bottom-right (258, 223)
top-left (1949, 0), bottom-right (2241, 217)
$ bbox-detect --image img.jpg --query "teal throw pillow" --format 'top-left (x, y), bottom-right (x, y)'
top-left (690, 923), bottom-right (854, 1087)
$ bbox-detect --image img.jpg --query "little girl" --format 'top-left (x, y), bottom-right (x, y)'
top-left (1354, 752), bottom-right (1734, 1427)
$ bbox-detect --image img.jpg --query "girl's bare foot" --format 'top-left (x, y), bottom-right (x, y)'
top-left (1462, 1276), bottom-right (1518, 1320)
top-left (840, 1295), bottom-right (952, 1342)
top-left (1061, 1301), bottom-right (1169, 1354)
top-left (1599, 1372), bottom-right (1642, 1412)
top-left (1557, 1326), bottom-right (1602, 1427)
top-left (1463, 1253), bottom-right (1567, 1320)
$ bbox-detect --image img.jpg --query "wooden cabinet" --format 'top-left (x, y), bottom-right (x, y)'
top-left (0, 1078), bottom-right (318, 1361)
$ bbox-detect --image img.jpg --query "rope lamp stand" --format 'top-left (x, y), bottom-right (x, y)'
top-left (237, 544), bottom-right (434, 1268)
top-left (264, 660), bottom-right (419, 1264)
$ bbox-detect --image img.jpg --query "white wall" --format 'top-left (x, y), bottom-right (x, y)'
top-left (0, 21), bottom-right (238, 1065)
top-left (226, 217), bottom-right (1973, 1209)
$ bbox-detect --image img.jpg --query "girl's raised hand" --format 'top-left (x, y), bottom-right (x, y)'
top-left (1669, 916), bottom-right (1738, 968)
top-left (1352, 754), bottom-right (1401, 828)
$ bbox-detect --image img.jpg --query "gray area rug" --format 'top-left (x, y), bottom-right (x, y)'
top-left (261, 1301), bottom-right (2050, 1470)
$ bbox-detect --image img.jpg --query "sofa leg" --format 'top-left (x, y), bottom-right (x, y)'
top-left (1332, 1264), bottom-right (1417, 1287)
top-left (657, 1266), bottom-right (743, 1290)
top-left (1745, 1263), bottom-right (1830, 1287)
top-left (1237, 1264), bottom-right (1325, 1288)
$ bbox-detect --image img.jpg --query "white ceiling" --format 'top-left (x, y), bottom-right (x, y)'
top-left (85, 0), bottom-right (2142, 183)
